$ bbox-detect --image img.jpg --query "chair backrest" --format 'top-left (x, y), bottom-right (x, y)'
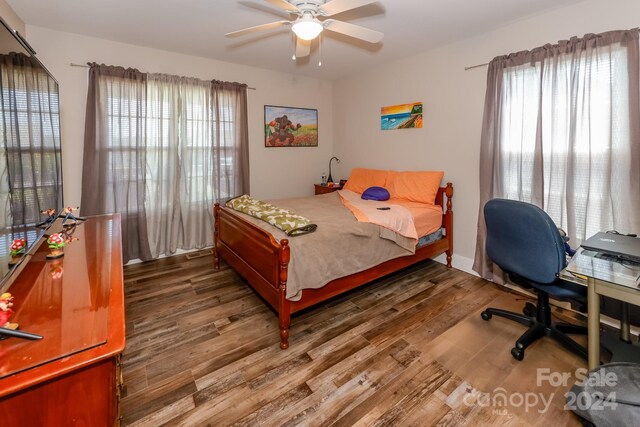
top-left (484, 198), bottom-right (567, 284)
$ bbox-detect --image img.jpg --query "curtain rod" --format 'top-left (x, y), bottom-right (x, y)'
top-left (69, 63), bottom-right (257, 90)
top-left (464, 62), bottom-right (489, 71)
top-left (464, 37), bottom-right (561, 71)
top-left (464, 31), bottom-right (615, 71)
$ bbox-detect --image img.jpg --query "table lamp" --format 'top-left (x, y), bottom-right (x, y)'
top-left (328, 156), bottom-right (340, 183)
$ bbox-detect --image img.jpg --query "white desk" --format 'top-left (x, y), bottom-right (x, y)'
top-left (564, 248), bottom-right (640, 370)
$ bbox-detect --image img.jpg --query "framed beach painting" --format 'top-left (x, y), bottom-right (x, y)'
top-left (381, 102), bottom-right (423, 130)
top-left (264, 105), bottom-right (318, 147)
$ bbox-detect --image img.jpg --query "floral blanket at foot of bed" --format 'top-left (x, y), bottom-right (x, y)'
top-left (226, 195), bottom-right (318, 236)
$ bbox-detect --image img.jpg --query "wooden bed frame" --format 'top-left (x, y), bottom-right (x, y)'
top-left (213, 182), bottom-right (453, 349)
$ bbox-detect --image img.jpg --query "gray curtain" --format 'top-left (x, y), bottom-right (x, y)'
top-left (211, 80), bottom-right (250, 203)
top-left (473, 29), bottom-right (640, 281)
top-left (81, 63), bottom-right (151, 263)
top-left (82, 65), bottom-right (249, 261)
top-left (0, 52), bottom-right (62, 227)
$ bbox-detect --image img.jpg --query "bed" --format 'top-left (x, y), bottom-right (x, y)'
top-left (213, 177), bottom-right (453, 350)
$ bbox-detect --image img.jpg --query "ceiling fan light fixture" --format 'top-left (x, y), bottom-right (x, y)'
top-left (292, 19), bottom-right (323, 41)
top-left (227, 0), bottom-right (384, 59)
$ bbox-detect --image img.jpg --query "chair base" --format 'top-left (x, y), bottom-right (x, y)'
top-left (481, 292), bottom-right (588, 361)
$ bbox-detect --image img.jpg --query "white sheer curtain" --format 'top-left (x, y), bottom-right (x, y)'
top-left (83, 65), bottom-right (249, 262)
top-left (474, 29), bottom-right (640, 280)
top-left (500, 44), bottom-right (637, 239)
top-left (145, 74), bottom-right (215, 257)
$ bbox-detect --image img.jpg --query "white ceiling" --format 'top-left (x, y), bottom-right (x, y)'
top-left (9, 0), bottom-right (583, 80)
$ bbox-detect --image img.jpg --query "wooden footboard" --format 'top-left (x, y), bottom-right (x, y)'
top-left (214, 204), bottom-right (291, 346)
top-left (214, 182), bottom-right (453, 350)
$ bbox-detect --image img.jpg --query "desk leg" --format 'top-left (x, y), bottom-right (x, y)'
top-left (587, 277), bottom-right (600, 370)
top-left (620, 303), bottom-right (631, 343)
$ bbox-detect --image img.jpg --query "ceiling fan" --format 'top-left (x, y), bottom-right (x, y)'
top-left (225, 0), bottom-right (384, 59)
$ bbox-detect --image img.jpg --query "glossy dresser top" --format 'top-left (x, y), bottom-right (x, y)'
top-left (0, 214), bottom-right (124, 396)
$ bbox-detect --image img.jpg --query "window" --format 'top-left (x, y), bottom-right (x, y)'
top-left (474, 30), bottom-right (640, 280)
top-left (498, 42), bottom-right (636, 240)
top-left (104, 79), bottom-right (239, 208)
top-left (83, 64), bottom-right (249, 261)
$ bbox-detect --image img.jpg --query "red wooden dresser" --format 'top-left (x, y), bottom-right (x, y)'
top-left (0, 214), bottom-right (125, 426)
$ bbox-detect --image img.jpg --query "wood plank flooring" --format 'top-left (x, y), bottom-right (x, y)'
top-left (120, 251), bottom-right (587, 426)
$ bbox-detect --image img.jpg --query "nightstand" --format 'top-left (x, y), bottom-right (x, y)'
top-left (314, 184), bottom-right (343, 195)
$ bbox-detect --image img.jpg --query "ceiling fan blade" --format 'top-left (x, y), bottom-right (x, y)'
top-left (319, 0), bottom-right (376, 16)
top-left (225, 20), bottom-right (290, 37)
top-left (323, 19), bottom-right (383, 43)
top-left (295, 38), bottom-right (311, 58)
top-left (238, 1), bottom-right (292, 19)
top-left (265, 0), bottom-right (300, 13)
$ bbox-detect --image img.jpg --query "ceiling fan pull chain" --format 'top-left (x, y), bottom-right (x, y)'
top-left (318, 33), bottom-right (322, 67)
top-left (292, 33), bottom-right (297, 60)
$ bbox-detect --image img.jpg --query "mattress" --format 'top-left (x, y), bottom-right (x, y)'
top-left (387, 198), bottom-right (443, 237)
top-left (417, 228), bottom-right (445, 248)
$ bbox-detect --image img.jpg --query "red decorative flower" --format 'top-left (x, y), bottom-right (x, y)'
top-left (47, 233), bottom-right (66, 250)
top-left (10, 238), bottom-right (26, 257)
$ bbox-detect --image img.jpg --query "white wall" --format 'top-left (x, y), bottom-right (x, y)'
top-left (20, 0), bottom-right (640, 269)
top-left (332, 0), bottom-right (640, 271)
top-left (24, 26), bottom-right (334, 206)
top-left (0, 0), bottom-right (24, 35)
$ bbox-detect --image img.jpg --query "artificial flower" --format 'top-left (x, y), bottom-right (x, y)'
top-left (47, 233), bottom-right (66, 250)
top-left (10, 238), bottom-right (26, 257)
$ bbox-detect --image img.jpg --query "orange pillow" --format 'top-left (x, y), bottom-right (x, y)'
top-left (388, 171), bottom-right (444, 205)
top-left (343, 168), bottom-right (390, 194)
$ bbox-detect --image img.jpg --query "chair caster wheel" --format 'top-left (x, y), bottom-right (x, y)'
top-left (523, 302), bottom-right (536, 317)
top-left (481, 311), bottom-right (492, 321)
top-left (511, 347), bottom-right (524, 361)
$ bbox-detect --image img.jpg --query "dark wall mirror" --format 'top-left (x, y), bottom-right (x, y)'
top-left (0, 16), bottom-right (63, 290)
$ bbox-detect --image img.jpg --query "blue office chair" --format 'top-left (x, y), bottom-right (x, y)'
top-left (481, 198), bottom-right (588, 361)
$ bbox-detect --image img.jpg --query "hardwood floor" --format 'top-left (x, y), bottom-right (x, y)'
top-left (120, 251), bottom-right (586, 426)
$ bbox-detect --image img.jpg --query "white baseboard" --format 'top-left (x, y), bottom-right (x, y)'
top-left (126, 246), bottom-right (213, 265)
top-left (433, 253), bottom-right (478, 276)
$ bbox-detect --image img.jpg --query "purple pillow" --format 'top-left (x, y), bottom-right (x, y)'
top-left (361, 186), bottom-right (390, 201)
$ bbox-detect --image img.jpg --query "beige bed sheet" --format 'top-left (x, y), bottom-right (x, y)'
top-left (226, 192), bottom-right (414, 301)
